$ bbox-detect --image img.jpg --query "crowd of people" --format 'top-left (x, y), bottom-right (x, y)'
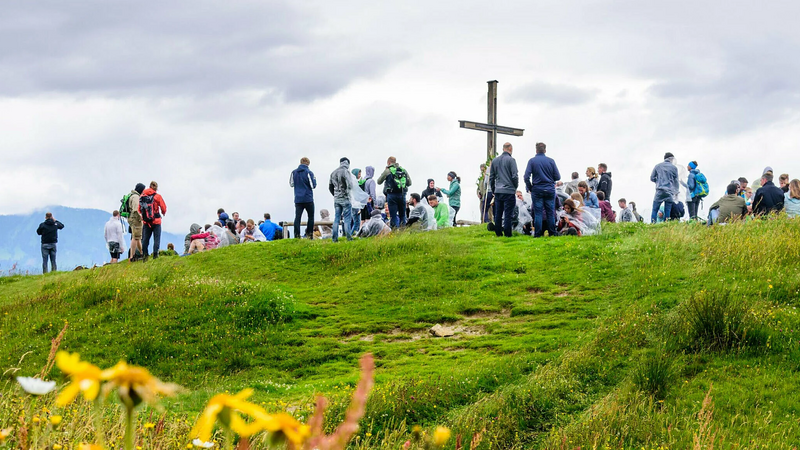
top-left (32, 146), bottom-right (800, 271)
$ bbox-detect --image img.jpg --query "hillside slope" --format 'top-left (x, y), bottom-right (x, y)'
top-left (1, 222), bottom-right (799, 449)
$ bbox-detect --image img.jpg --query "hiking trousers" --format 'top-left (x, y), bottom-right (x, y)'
top-left (687, 198), bottom-right (701, 219)
top-left (142, 223), bottom-right (161, 258)
top-left (333, 200), bottom-right (353, 242)
top-left (494, 193), bottom-right (515, 237)
top-left (294, 202), bottom-right (315, 238)
top-left (41, 243), bottom-right (57, 273)
top-left (532, 190), bottom-right (557, 237)
top-left (386, 192), bottom-right (407, 227)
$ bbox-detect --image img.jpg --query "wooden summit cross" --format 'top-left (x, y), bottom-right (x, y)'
top-left (459, 80), bottom-right (524, 160)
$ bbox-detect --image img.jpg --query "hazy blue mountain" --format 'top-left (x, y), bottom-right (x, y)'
top-left (0, 206), bottom-right (185, 274)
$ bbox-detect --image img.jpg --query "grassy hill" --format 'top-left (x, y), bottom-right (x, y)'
top-left (1, 221), bottom-right (799, 449)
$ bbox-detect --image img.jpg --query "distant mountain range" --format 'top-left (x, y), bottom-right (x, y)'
top-left (0, 206), bottom-right (185, 274)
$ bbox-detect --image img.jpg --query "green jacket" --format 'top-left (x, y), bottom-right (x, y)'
top-left (440, 180), bottom-right (461, 207)
top-left (710, 194), bottom-right (747, 223)
top-left (433, 203), bottom-right (450, 228)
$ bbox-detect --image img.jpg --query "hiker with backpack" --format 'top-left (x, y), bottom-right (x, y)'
top-left (437, 172), bottom-right (462, 225)
top-left (125, 183), bottom-right (146, 261)
top-left (686, 161), bottom-right (708, 220)
top-left (36, 212), bottom-right (64, 273)
top-left (139, 181), bottom-right (167, 260)
top-left (377, 156), bottom-right (412, 227)
top-left (104, 210), bottom-right (126, 264)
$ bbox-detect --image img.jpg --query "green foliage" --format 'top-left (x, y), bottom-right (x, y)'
top-left (632, 351), bottom-right (675, 400)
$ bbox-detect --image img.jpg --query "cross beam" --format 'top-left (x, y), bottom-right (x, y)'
top-left (459, 80), bottom-right (524, 160)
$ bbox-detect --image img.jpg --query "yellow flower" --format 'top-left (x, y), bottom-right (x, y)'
top-left (261, 413), bottom-right (310, 448)
top-left (433, 427), bottom-right (451, 447)
top-left (50, 415), bottom-right (63, 426)
top-left (55, 352), bottom-right (102, 406)
top-left (191, 389), bottom-right (270, 442)
top-left (0, 428), bottom-right (12, 441)
top-left (53, 445), bottom-right (63, 450)
top-left (101, 361), bottom-right (180, 409)
top-left (79, 444), bottom-right (103, 450)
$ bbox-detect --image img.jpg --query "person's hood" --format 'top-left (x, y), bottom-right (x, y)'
top-left (142, 187), bottom-right (157, 196)
top-left (219, 212), bottom-right (229, 221)
top-left (190, 223), bottom-right (201, 234)
top-left (320, 209), bottom-right (330, 219)
top-left (352, 168), bottom-right (361, 177)
top-left (366, 166), bottom-right (375, 178)
top-left (44, 218), bottom-right (55, 225)
top-left (689, 168), bottom-right (700, 175)
top-left (603, 172), bottom-right (612, 178)
top-left (339, 160), bottom-right (350, 169)
top-left (427, 178), bottom-right (434, 185)
top-left (135, 183), bottom-right (146, 194)
top-left (296, 163), bottom-right (309, 171)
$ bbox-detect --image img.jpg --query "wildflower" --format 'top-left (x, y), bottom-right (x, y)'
top-left (192, 439), bottom-right (215, 448)
top-left (0, 428), bottom-right (11, 441)
top-left (263, 413), bottom-right (310, 447)
top-left (55, 352), bottom-right (102, 406)
top-left (101, 361), bottom-right (180, 409)
top-left (433, 427), bottom-right (451, 447)
top-left (16, 377), bottom-right (56, 395)
top-left (79, 444), bottom-right (103, 450)
top-left (53, 445), bottom-right (63, 450)
top-left (144, 423), bottom-right (155, 429)
top-left (191, 389), bottom-right (270, 442)
top-left (50, 415), bottom-right (63, 426)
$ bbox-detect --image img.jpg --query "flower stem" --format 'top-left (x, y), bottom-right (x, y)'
top-left (94, 399), bottom-right (105, 449)
top-left (224, 426), bottom-right (234, 450)
top-left (124, 406), bottom-right (135, 450)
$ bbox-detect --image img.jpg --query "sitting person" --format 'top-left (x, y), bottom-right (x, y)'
top-left (259, 213), bottom-right (283, 241)
top-left (429, 195), bottom-right (450, 228)
top-left (709, 183), bottom-right (748, 224)
top-left (577, 181), bottom-right (599, 208)
top-left (596, 191), bottom-right (616, 222)
top-left (515, 190), bottom-right (533, 235)
top-left (316, 209), bottom-right (333, 239)
top-left (557, 199), bottom-right (582, 236)
top-left (184, 223), bottom-right (202, 254)
top-left (617, 198), bottom-right (635, 223)
top-left (188, 225), bottom-right (221, 253)
top-left (225, 220), bottom-right (240, 245)
top-left (406, 193), bottom-right (436, 230)
top-left (785, 179), bottom-right (800, 219)
top-left (159, 243), bottom-right (179, 257)
top-left (242, 219), bottom-right (267, 243)
top-left (358, 209), bottom-right (392, 237)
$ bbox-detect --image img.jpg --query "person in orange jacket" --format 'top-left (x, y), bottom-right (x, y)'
top-left (140, 180), bottom-right (167, 260)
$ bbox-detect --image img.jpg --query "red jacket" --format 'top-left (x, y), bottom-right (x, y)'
top-left (140, 188), bottom-right (167, 225)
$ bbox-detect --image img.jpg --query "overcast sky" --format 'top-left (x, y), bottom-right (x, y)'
top-left (2, 0), bottom-right (799, 233)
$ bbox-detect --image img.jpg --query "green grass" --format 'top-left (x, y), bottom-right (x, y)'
top-left (2, 220), bottom-right (800, 449)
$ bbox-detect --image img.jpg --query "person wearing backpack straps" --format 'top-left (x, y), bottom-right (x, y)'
top-left (686, 161), bottom-right (708, 220)
top-left (139, 181), bottom-right (167, 260)
top-left (377, 156), bottom-right (412, 227)
top-left (128, 183), bottom-right (146, 261)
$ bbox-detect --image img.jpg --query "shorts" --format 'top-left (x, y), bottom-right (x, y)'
top-left (129, 213), bottom-right (143, 240)
top-left (108, 241), bottom-right (121, 259)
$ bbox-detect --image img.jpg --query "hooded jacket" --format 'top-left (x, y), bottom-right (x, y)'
top-left (598, 172), bottom-right (612, 201)
top-left (329, 160), bottom-right (352, 202)
top-left (753, 181), bottom-right (785, 215)
top-left (420, 179), bottom-right (441, 201)
top-left (490, 151), bottom-right (519, 195)
top-left (140, 188), bottom-right (167, 225)
top-left (37, 218), bottom-right (64, 244)
top-left (290, 164), bottom-right (317, 203)
top-left (184, 223), bottom-right (201, 254)
top-left (364, 166), bottom-right (377, 202)
top-left (440, 179), bottom-right (462, 207)
top-left (650, 159), bottom-right (679, 202)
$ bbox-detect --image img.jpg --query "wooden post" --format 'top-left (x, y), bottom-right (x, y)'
top-left (487, 80), bottom-right (498, 160)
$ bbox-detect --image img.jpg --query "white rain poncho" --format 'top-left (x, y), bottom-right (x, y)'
top-left (559, 202), bottom-right (601, 236)
top-left (359, 213), bottom-right (391, 237)
top-left (209, 225), bottom-right (234, 247)
top-left (347, 171), bottom-right (370, 210)
top-left (672, 159), bottom-right (692, 204)
top-left (514, 198), bottom-right (532, 234)
top-left (411, 199), bottom-right (437, 231)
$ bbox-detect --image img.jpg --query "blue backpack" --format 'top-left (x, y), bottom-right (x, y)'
top-left (694, 172), bottom-right (709, 199)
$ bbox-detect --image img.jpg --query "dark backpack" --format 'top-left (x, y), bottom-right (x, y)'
top-left (120, 193), bottom-right (132, 218)
top-left (139, 194), bottom-right (159, 223)
top-left (385, 166), bottom-right (407, 192)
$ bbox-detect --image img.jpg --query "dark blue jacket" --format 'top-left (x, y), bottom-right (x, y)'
top-left (524, 154), bottom-right (561, 193)
top-left (290, 164), bottom-right (317, 203)
top-left (753, 181), bottom-right (785, 215)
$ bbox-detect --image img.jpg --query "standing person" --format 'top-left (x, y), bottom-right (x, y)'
top-left (36, 212), bottom-right (64, 273)
top-left (140, 181), bottom-right (167, 260)
top-left (329, 157), bottom-right (354, 242)
top-left (524, 142), bottom-right (561, 237)
top-left (686, 161), bottom-right (709, 220)
top-left (585, 167), bottom-right (600, 192)
top-left (363, 166), bottom-right (378, 215)
top-left (617, 198), bottom-right (635, 223)
top-left (785, 179), bottom-right (800, 218)
top-left (650, 153), bottom-right (679, 223)
top-left (377, 156), bottom-right (412, 227)
top-left (104, 210), bottom-right (126, 264)
top-left (128, 183), bottom-right (145, 261)
top-left (490, 142), bottom-right (519, 238)
top-left (438, 172), bottom-right (462, 224)
top-left (259, 213), bottom-right (283, 241)
top-left (597, 163), bottom-right (612, 201)
top-left (753, 172), bottom-right (785, 216)
top-left (290, 157), bottom-right (317, 239)
top-left (564, 172), bottom-right (581, 195)
top-left (478, 163), bottom-right (493, 224)
top-left (350, 168), bottom-right (364, 234)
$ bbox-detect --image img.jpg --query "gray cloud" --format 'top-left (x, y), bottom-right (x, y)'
top-left (508, 81), bottom-right (599, 107)
top-left (0, 1), bottom-right (404, 101)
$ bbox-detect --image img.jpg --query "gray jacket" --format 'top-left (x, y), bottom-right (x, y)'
top-left (618, 206), bottom-right (635, 223)
top-left (329, 160), bottom-right (352, 202)
top-left (489, 152), bottom-right (519, 195)
top-left (650, 159), bottom-right (679, 202)
top-left (564, 179), bottom-right (580, 195)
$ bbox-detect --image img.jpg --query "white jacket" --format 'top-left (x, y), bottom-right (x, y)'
top-left (104, 217), bottom-right (127, 253)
